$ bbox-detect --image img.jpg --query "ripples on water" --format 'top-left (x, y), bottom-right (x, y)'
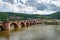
top-left (0, 24), bottom-right (60, 40)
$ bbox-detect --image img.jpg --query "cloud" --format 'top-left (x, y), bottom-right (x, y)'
top-left (0, 0), bottom-right (60, 15)
top-left (2, 0), bottom-right (14, 4)
top-left (26, 0), bottom-right (60, 14)
top-left (51, 0), bottom-right (60, 7)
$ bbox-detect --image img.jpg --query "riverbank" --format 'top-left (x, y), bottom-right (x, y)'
top-left (38, 19), bottom-right (60, 25)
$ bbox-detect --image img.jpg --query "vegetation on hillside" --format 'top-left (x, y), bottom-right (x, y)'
top-left (0, 12), bottom-right (41, 21)
top-left (0, 11), bottom-right (60, 21)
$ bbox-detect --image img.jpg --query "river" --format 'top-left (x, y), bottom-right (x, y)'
top-left (0, 24), bottom-right (60, 40)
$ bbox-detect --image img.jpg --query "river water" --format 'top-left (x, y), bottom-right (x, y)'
top-left (0, 24), bottom-right (60, 40)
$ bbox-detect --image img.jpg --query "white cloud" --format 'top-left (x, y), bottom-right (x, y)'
top-left (34, 10), bottom-right (55, 15)
top-left (51, 1), bottom-right (60, 7)
top-left (0, 0), bottom-right (60, 15)
top-left (21, 0), bottom-right (28, 3)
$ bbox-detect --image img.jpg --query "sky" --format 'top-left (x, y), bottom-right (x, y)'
top-left (0, 0), bottom-right (60, 15)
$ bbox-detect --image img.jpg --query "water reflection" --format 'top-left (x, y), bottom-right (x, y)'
top-left (0, 31), bottom-right (10, 40)
top-left (0, 24), bottom-right (60, 40)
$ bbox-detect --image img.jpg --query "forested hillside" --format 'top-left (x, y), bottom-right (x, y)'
top-left (0, 12), bottom-right (40, 21)
top-left (0, 11), bottom-right (60, 21)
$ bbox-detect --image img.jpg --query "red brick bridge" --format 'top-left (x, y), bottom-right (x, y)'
top-left (0, 19), bottom-right (42, 31)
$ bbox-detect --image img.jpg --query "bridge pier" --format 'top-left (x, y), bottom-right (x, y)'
top-left (4, 21), bottom-right (10, 31)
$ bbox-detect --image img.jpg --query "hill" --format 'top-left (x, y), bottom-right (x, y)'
top-left (0, 12), bottom-right (41, 21)
top-left (43, 11), bottom-right (60, 19)
top-left (0, 11), bottom-right (60, 21)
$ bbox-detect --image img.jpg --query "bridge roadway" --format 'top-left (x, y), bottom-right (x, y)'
top-left (0, 19), bottom-right (41, 31)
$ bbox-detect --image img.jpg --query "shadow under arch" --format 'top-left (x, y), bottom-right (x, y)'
top-left (20, 22), bottom-right (25, 28)
top-left (10, 23), bottom-right (18, 30)
top-left (26, 22), bottom-right (30, 27)
top-left (30, 22), bottom-right (33, 25)
top-left (0, 26), bottom-right (4, 31)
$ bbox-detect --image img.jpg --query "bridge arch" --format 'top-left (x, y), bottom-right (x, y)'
top-left (26, 22), bottom-right (30, 27)
top-left (30, 22), bottom-right (34, 25)
top-left (10, 23), bottom-right (18, 30)
top-left (33, 20), bottom-right (36, 25)
top-left (19, 22), bottom-right (26, 28)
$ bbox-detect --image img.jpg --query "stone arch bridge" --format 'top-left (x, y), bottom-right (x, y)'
top-left (0, 19), bottom-right (41, 31)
